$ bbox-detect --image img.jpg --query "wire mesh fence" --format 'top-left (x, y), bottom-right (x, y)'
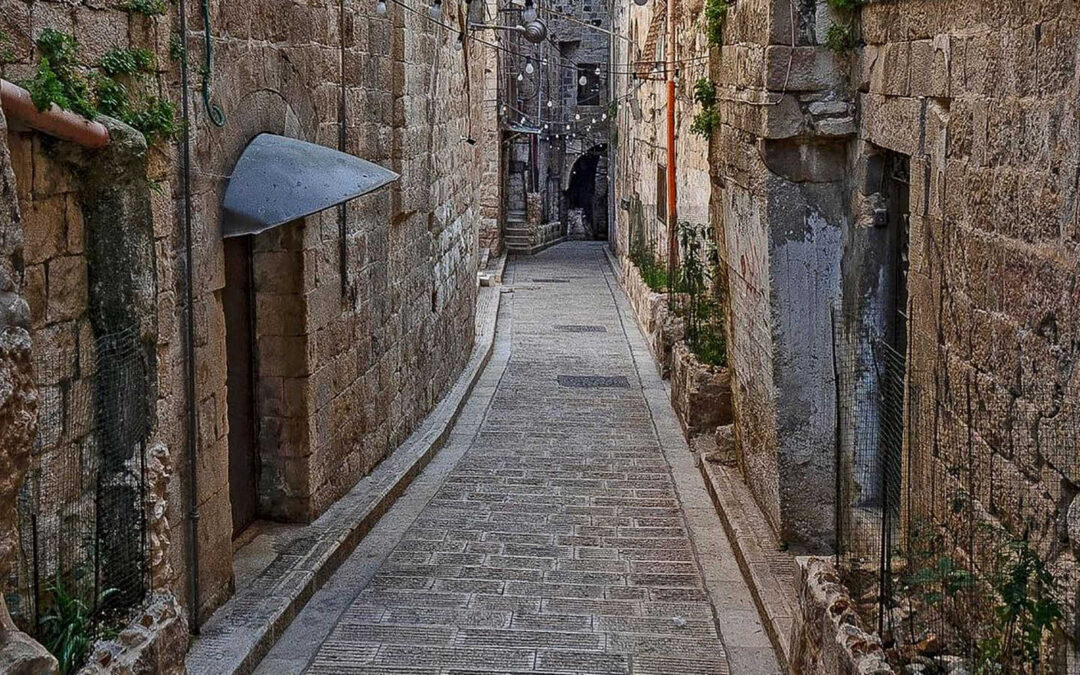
top-left (833, 311), bottom-right (1079, 674)
top-left (9, 326), bottom-right (150, 648)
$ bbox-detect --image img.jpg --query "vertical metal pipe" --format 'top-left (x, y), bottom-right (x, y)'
top-left (178, 0), bottom-right (201, 635)
top-left (665, 0), bottom-right (677, 294)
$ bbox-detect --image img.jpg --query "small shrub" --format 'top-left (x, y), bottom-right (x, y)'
top-left (0, 31), bottom-right (15, 63)
top-left (40, 578), bottom-right (117, 675)
top-left (704, 0), bottom-right (733, 48)
top-left (23, 30), bottom-right (96, 119)
top-left (691, 78), bottom-right (719, 138)
top-left (100, 47), bottom-right (155, 76)
top-left (675, 222), bottom-right (727, 367)
top-left (825, 24), bottom-right (857, 53)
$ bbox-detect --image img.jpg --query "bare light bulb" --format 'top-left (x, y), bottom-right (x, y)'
top-left (547, 100), bottom-right (554, 108)
top-left (517, 72), bottom-right (524, 81)
top-left (575, 113), bottom-right (580, 120)
top-left (595, 66), bottom-right (601, 75)
top-left (522, 0), bottom-right (538, 22)
top-left (525, 61), bottom-right (535, 74)
top-left (579, 75), bottom-right (588, 86)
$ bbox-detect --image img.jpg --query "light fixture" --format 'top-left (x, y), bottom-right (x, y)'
top-left (501, 105), bottom-right (508, 114)
top-left (566, 124), bottom-right (571, 130)
top-left (517, 72), bottom-right (524, 81)
top-left (522, 19), bottom-right (547, 43)
top-left (547, 100), bottom-right (554, 108)
top-left (595, 66), bottom-right (601, 75)
top-left (520, 116), bottom-right (527, 124)
top-left (579, 75), bottom-right (588, 86)
top-left (428, 0), bottom-right (442, 19)
top-left (522, 0), bottom-right (538, 22)
top-left (376, 0), bottom-right (387, 14)
top-left (575, 113), bottom-right (580, 120)
top-left (543, 124), bottom-right (549, 129)
top-left (525, 61), bottom-right (535, 74)
top-left (602, 112), bottom-right (608, 120)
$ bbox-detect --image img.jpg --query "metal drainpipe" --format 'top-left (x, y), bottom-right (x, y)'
top-left (177, 0), bottom-right (201, 635)
top-left (665, 0), bottom-right (678, 303)
top-left (0, 79), bottom-right (110, 148)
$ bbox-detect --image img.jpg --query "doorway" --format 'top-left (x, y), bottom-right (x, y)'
top-left (565, 146), bottom-right (609, 240)
top-left (224, 236), bottom-right (259, 538)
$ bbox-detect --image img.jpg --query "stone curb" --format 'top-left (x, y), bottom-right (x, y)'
top-left (185, 287), bottom-right (502, 675)
top-left (700, 458), bottom-right (797, 670)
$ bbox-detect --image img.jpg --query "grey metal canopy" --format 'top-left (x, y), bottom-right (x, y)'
top-left (222, 134), bottom-right (399, 238)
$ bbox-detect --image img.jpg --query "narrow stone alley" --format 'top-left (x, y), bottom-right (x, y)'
top-left (252, 242), bottom-right (777, 674)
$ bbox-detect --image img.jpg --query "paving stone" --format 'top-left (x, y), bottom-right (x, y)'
top-left (268, 245), bottom-right (751, 673)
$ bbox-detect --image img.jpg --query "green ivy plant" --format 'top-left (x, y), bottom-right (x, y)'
top-left (703, 0), bottom-right (733, 48)
top-left (691, 77), bottom-right (719, 138)
top-left (100, 47), bottom-right (155, 76)
top-left (22, 30), bottom-right (177, 142)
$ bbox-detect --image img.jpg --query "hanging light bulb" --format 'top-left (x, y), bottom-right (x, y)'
top-left (428, 0), bottom-right (442, 19)
top-left (517, 72), bottom-right (524, 81)
top-left (579, 75), bottom-right (588, 86)
top-left (376, 0), bottom-right (387, 14)
top-left (543, 124), bottom-right (549, 129)
top-left (575, 113), bottom-right (581, 120)
top-left (522, 0), bottom-right (538, 22)
top-left (595, 66), bottom-right (602, 75)
top-left (602, 112), bottom-right (608, 120)
top-left (501, 105), bottom-right (508, 115)
top-left (547, 100), bottom-right (554, 108)
top-left (525, 61), bottom-right (535, 75)
top-left (566, 124), bottom-right (571, 130)
top-left (520, 116), bottom-right (527, 124)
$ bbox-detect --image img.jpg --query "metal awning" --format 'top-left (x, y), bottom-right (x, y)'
top-left (222, 134), bottom-right (399, 238)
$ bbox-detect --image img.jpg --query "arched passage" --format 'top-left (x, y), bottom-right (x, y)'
top-left (564, 145), bottom-right (608, 240)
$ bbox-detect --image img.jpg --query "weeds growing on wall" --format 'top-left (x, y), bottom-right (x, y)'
top-left (0, 31), bottom-right (14, 64)
top-left (121, 0), bottom-right (168, 16)
top-left (691, 78), bottom-right (719, 138)
top-left (22, 31), bottom-right (177, 141)
top-left (704, 0), bottom-right (733, 48)
top-left (824, 0), bottom-right (861, 53)
top-left (675, 222), bottom-right (726, 367)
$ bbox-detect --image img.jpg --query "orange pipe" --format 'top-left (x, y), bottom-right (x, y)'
top-left (1, 79), bottom-right (109, 148)
top-left (665, 0), bottom-right (678, 277)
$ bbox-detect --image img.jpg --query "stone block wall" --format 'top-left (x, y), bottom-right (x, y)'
top-left (852, 0), bottom-right (1080, 631)
top-left (1, 0), bottom-right (496, 654)
top-left (612, 0), bottom-right (712, 263)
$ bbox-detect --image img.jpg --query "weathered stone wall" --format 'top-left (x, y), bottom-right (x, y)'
top-left (853, 0), bottom-right (1080, 628)
top-left (788, 556), bottom-right (894, 675)
top-left (2, 0), bottom-right (495, 652)
top-left (612, 0), bottom-right (712, 262)
top-left (177, 0), bottom-right (491, 622)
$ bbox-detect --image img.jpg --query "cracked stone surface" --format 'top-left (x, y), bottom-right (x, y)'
top-left (257, 242), bottom-right (777, 674)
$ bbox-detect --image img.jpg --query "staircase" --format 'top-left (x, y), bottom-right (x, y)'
top-left (504, 209), bottom-right (531, 253)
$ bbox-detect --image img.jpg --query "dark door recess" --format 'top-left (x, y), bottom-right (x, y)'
top-left (224, 236), bottom-right (259, 538)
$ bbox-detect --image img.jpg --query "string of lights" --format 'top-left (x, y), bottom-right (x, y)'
top-left (378, 0), bottom-right (712, 76)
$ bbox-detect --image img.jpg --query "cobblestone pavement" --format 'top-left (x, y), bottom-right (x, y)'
top-left (258, 242), bottom-right (778, 674)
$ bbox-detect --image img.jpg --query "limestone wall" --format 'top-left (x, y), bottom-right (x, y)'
top-left (854, 0), bottom-right (1080, 627)
top-left (1, 0), bottom-right (495, 647)
top-left (611, 0), bottom-right (712, 262)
